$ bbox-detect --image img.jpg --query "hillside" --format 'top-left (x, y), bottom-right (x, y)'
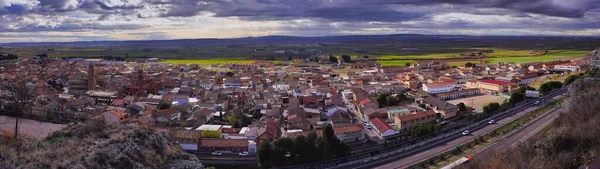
top-left (0, 120), bottom-right (205, 169)
top-left (456, 69), bottom-right (600, 169)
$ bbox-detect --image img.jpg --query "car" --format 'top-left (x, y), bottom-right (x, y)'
top-left (535, 101), bottom-right (540, 105)
top-left (488, 119), bottom-right (495, 124)
top-left (211, 151), bottom-right (222, 156)
top-left (462, 130), bottom-right (470, 135)
top-left (239, 151), bottom-right (249, 156)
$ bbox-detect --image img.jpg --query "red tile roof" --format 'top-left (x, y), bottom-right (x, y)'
top-left (479, 79), bottom-right (511, 86)
top-left (424, 80), bottom-right (456, 88)
top-left (396, 110), bottom-right (437, 122)
top-left (334, 124), bottom-right (364, 134)
top-left (358, 99), bottom-right (372, 105)
top-left (370, 117), bottom-right (393, 133)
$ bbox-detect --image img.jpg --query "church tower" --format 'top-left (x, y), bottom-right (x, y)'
top-left (88, 63), bottom-right (96, 91)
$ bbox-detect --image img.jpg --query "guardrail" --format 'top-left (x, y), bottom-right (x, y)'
top-left (274, 88), bottom-right (567, 169)
top-left (400, 94), bottom-right (565, 169)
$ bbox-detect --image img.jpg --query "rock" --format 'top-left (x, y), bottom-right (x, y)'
top-left (0, 120), bottom-right (205, 169)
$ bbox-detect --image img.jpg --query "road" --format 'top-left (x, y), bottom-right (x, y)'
top-left (348, 88), bottom-right (567, 169)
top-left (476, 106), bottom-right (562, 159)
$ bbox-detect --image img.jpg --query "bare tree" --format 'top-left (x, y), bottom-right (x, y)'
top-left (3, 79), bottom-right (35, 139)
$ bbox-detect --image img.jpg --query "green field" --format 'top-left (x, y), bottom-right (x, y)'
top-left (377, 60), bottom-right (415, 66)
top-left (160, 59), bottom-right (255, 65)
top-left (486, 55), bottom-right (583, 64)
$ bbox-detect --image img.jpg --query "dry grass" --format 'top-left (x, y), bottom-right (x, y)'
top-left (456, 75), bottom-right (600, 169)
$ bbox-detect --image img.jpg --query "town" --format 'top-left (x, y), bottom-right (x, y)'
top-left (0, 53), bottom-right (589, 168)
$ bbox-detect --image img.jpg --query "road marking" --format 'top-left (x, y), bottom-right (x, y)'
top-left (495, 145), bottom-right (504, 151)
top-left (520, 115), bottom-right (557, 142)
top-left (415, 150), bottom-right (430, 156)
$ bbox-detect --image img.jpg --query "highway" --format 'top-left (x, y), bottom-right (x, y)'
top-left (476, 106), bottom-right (563, 159)
top-left (346, 87), bottom-right (567, 169)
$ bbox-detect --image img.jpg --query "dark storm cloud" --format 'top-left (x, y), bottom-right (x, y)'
top-left (368, 0), bottom-right (599, 18)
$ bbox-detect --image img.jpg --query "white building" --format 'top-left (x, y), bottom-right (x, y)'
top-left (422, 81), bottom-right (457, 94)
top-left (554, 64), bottom-right (580, 72)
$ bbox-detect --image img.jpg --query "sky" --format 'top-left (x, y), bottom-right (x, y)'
top-left (0, 0), bottom-right (600, 43)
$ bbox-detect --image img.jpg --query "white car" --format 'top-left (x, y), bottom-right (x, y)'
top-left (462, 130), bottom-right (470, 135)
top-left (534, 101), bottom-right (540, 105)
top-left (238, 151), bottom-right (249, 156)
top-left (211, 151), bottom-right (222, 156)
top-left (488, 120), bottom-right (495, 124)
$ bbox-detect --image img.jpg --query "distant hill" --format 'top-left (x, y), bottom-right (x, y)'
top-left (1, 34), bottom-right (596, 48)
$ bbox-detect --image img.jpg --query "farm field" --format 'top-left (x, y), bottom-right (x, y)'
top-left (377, 60), bottom-right (415, 66)
top-left (160, 59), bottom-right (256, 65)
top-left (486, 55), bottom-right (584, 64)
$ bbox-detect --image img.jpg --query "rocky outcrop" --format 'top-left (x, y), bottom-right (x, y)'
top-left (0, 120), bottom-right (204, 169)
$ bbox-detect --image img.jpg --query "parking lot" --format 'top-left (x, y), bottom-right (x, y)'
top-left (447, 95), bottom-right (507, 113)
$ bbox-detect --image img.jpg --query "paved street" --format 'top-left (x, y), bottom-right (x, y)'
top-left (476, 106), bottom-right (563, 159)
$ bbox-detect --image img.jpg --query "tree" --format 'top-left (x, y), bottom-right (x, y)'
top-left (158, 101), bottom-right (171, 110)
top-left (294, 135), bottom-right (310, 164)
top-left (539, 81), bottom-right (562, 95)
top-left (451, 65), bottom-right (458, 68)
top-left (465, 62), bottom-right (473, 67)
top-left (341, 55), bottom-right (352, 63)
top-left (411, 124), bottom-right (440, 138)
top-left (3, 79), bottom-right (34, 140)
top-left (386, 95), bottom-right (398, 107)
top-left (457, 102), bottom-right (467, 113)
top-left (396, 92), bottom-right (409, 102)
top-left (509, 86), bottom-right (535, 105)
top-left (322, 124), bottom-right (350, 158)
top-left (201, 130), bottom-right (221, 138)
top-left (274, 137), bottom-right (295, 165)
top-left (253, 110), bottom-right (263, 120)
top-left (563, 74), bottom-right (582, 86)
top-left (328, 55), bottom-right (338, 63)
top-left (258, 140), bottom-right (273, 168)
top-left (226, 71), bottom-right (235, 77)
top-left (377, 94), bottom-right (389, 108)
top-left (483, 102), bottom-right (501, 114)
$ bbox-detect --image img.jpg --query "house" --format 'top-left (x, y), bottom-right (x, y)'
top-left (101, 108), bottom-right (129, 124)
top-left (369, 117), bottom-right (399, 137)
top-left (198, 138), bottom-right (249, 153)
top-left (303, 96), bottom-right (318, 107)
top-left (329, 111), bottom-right (353, 124)
top-left (175, 130), bottom-right (202, 150)
top-left (154, 107), bottom-right (181, 122)
top-left (517, 74), bottom-right (540, 85)
top-left (434, 88), bottom-right (481, 100)
top-left (65, 98), bottom-right (95, 111)
top-left (386, 107), bottom-right (412, 120)
top-left (190, 108), bottom-right (216, 124)
top-left (422, 80), bottom-right (457, 94)
top-left (466, 80), bottom-right (515, 93)
top-left (326, 105), bottom-right (348, 117)
top-left (394, 110), bottom-right (437, 132)
top-left (363, 107), bottom-right (387, 120)
top-left (418, 97), bottom-right (458, 120)
top-left (334, 124), bottom-right (366, 143)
